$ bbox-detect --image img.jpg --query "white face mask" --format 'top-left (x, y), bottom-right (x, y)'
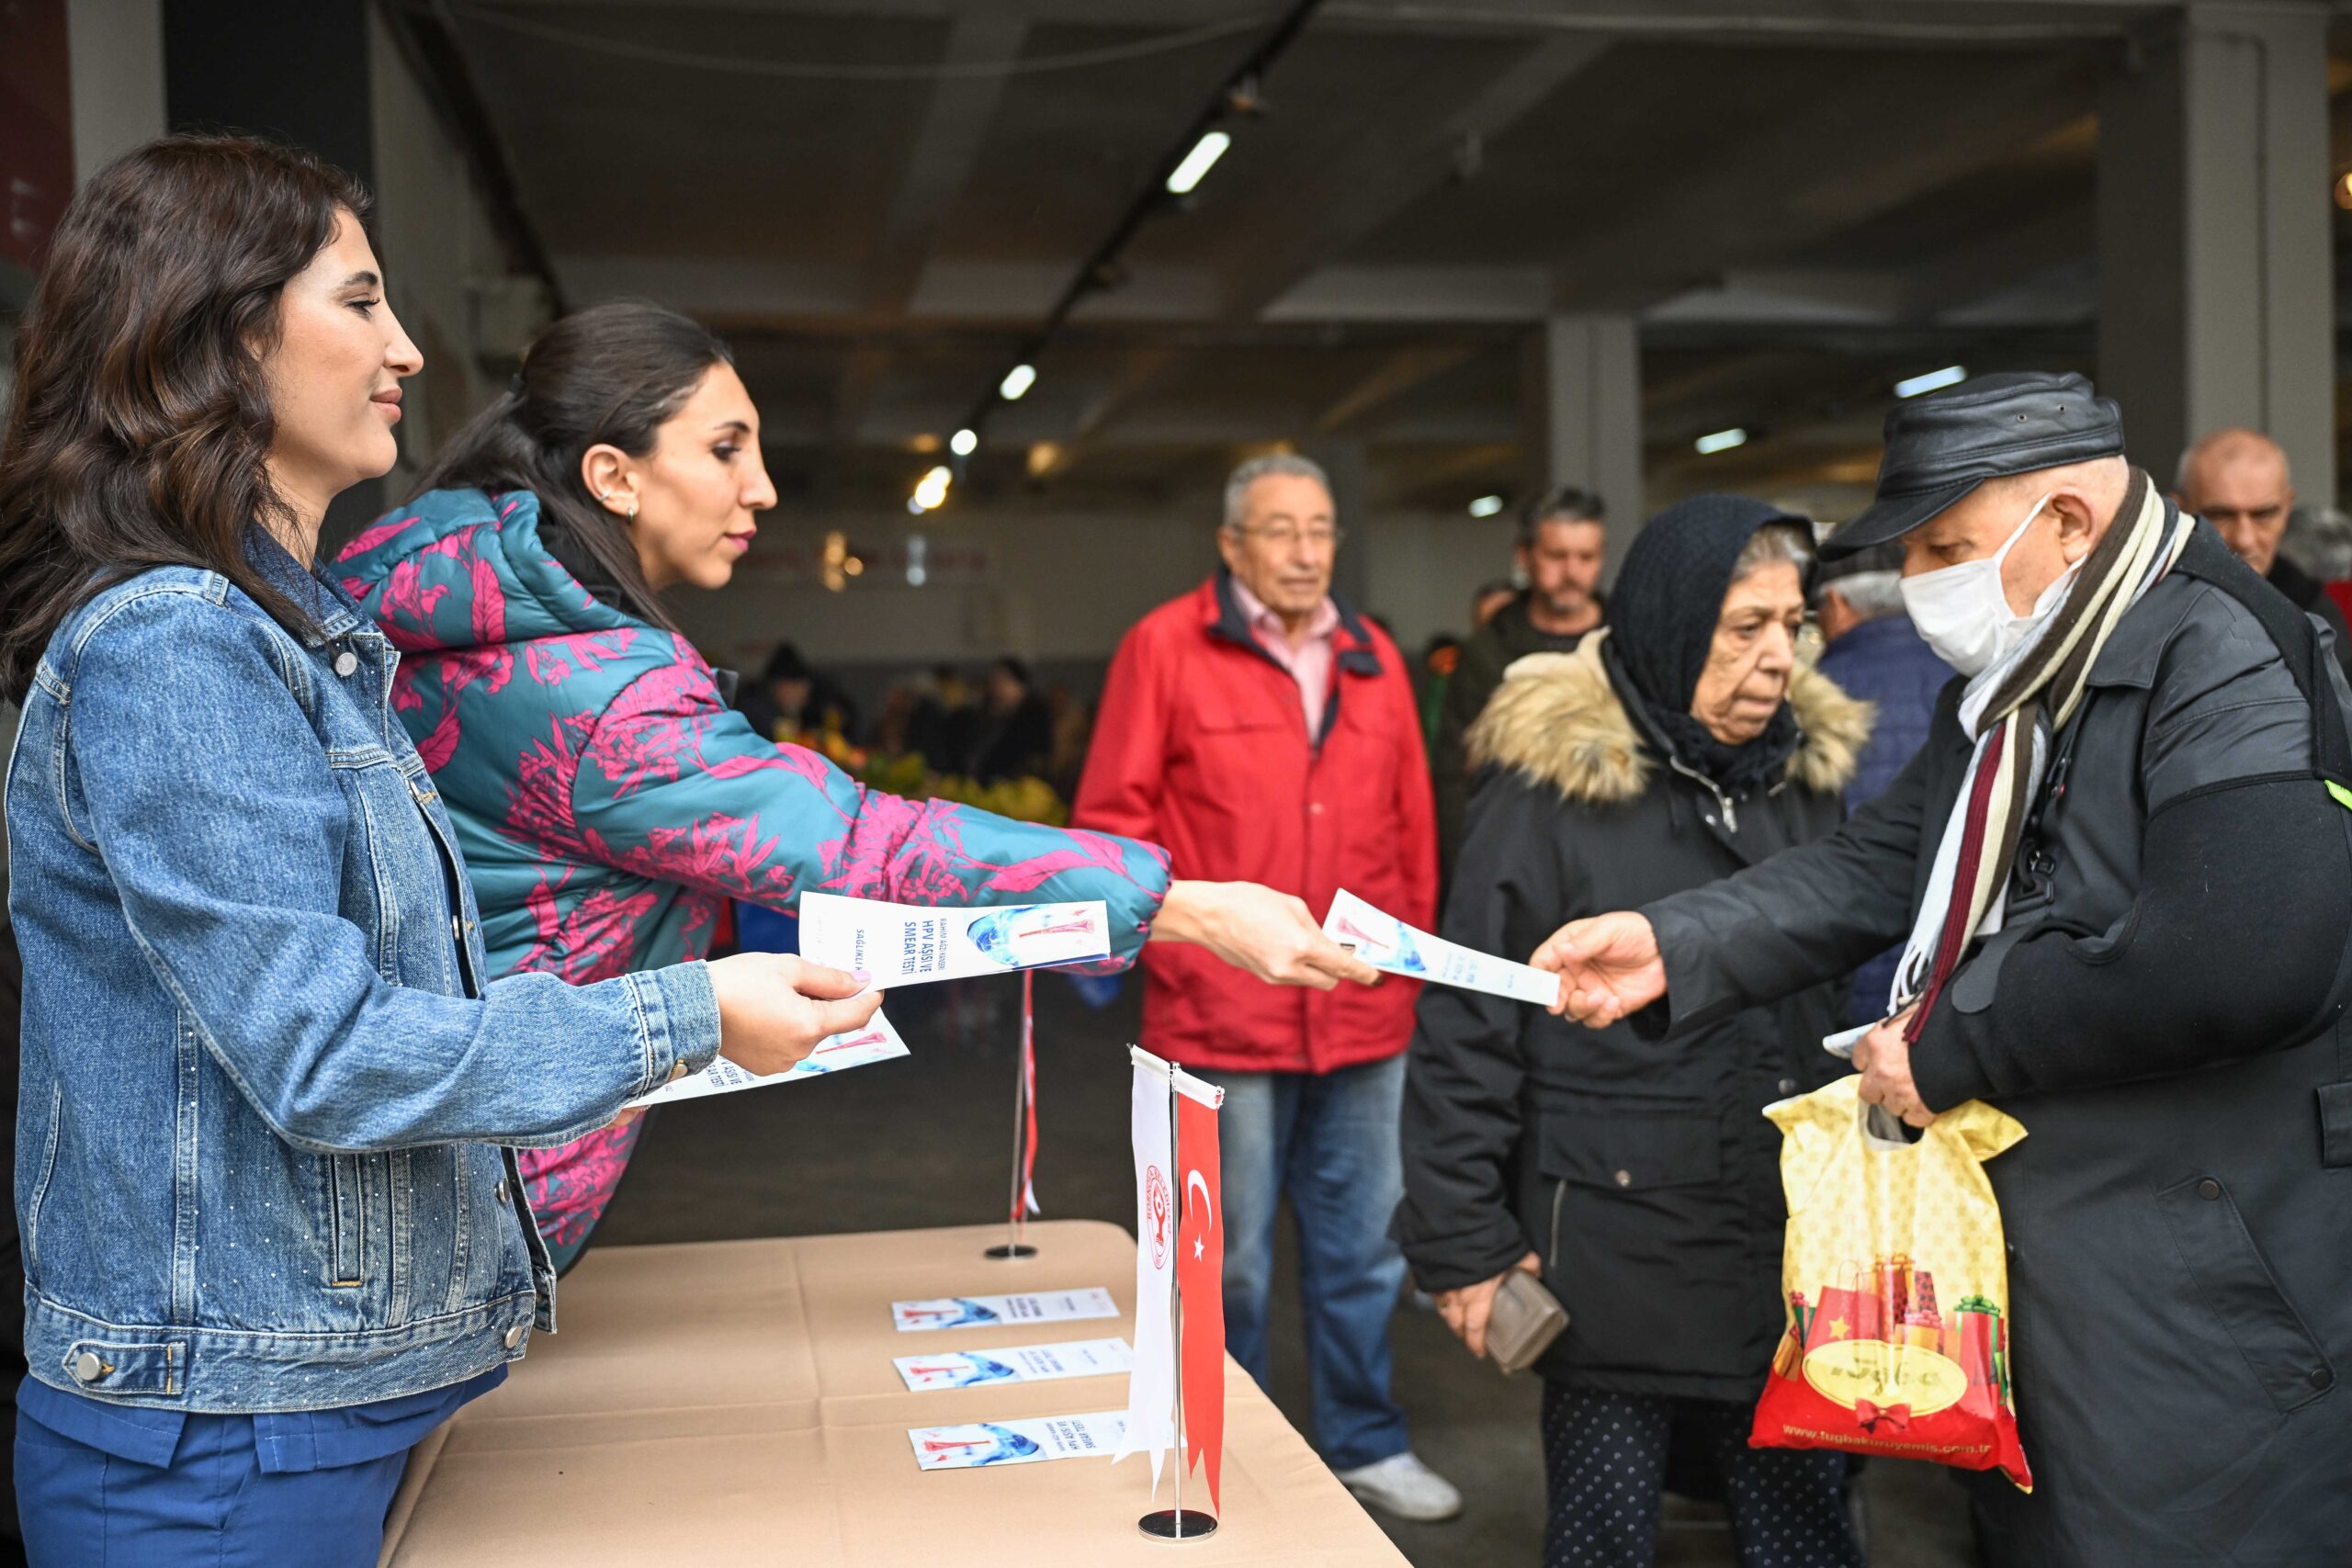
top-left (1899, 491), bottom-right (2075, 677)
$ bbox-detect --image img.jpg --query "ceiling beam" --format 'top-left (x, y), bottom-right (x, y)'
top-left (1549, 52), bottom-right (2091, 309)
top-left (1309, 344), bottom-right (1477, 433)
top-left (1216, 33), bottom-right (1609, 322)
top-left (1037, 344), bottom-right (1180, 476)
top-left (863, 14), bottom-right (1030, 319)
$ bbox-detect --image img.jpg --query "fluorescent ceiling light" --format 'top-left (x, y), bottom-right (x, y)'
top-left (1165, 130), bottom-right (1232, 196)
top-left (912, 465), bottom-right (952, 512)
top-left (1895, 365), bottom-right (1968, 399)
top-left (999, 364), bottom-right (1037, 401)
top-left (950, 428), bottom-right (978, 457)
top-left (1468, 494), bottom-right (1504, 518)
top-left (1694, 428), bottom-right (1748, 456)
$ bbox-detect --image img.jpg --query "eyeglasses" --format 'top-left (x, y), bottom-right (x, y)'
top-left (1232, 525), bottom-right (1345, 548)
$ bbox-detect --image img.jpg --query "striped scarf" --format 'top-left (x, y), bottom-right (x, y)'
top-left (1894, 468), bottom-right (2195, 1038)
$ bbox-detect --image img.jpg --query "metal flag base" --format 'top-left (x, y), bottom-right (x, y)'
top-left (981, 1243), bottom-right (1037, 1259)
top-left (1136, 1509), bottom-right (1218, 1541)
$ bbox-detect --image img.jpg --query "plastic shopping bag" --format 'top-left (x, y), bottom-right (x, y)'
top-left (1750, 1076), bottom-right (2032, 1491)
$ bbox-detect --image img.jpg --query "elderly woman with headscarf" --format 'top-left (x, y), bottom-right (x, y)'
top-left (1395, 495), bottom-right (1873, 1568)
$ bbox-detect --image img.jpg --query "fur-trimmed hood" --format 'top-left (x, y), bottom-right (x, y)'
top-left (1466, 630), bottom-right (1872, 805)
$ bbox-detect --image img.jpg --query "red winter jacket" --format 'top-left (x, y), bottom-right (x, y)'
top-left (1074, 572), bottom-right (1436, 1075)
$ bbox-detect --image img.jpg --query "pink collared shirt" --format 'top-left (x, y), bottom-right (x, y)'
top-left (1228, 576), bottom-right (1341, 737)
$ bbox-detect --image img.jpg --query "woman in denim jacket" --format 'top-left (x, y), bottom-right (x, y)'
top-left (335, 302), bottom-right (1383, 1271)
top-left (0, 139), bottom-right (890, 1566)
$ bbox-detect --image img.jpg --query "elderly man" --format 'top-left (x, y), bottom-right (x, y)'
top-left (1433, 486), bottom-right (1607, 885)
top-left (1528, 373), bottom-right (2352, 1564)
top-left (2175, 425), bottom-right (2352, 682)
top-left (1074, 454), bottom-right (1455, 1521)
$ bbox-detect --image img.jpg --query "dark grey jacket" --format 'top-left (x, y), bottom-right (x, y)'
top-left (1432, 593), bottom-right (1598, 888)
top-left (1398, 637), bottom-right (1870, 1400)
top-left (1643, 524), bottom-right (2352, 1566)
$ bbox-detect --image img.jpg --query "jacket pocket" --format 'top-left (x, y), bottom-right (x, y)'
top-left (1540, 1106), bottom-right (1723, 1193)
top-left (326, 1155), bottom-right (366, 1287)
top-left (2156, 1174), bottom-right (2332, 1414)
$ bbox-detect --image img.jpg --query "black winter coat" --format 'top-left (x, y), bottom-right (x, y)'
top-left (1645, 524), bottom-right (2352, 1566)
top-left (1396, 634), bottom-right (1871, 1401)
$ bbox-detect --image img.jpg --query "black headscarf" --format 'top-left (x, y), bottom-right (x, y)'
top-left (1603, 493), bottom-right (1814, 795)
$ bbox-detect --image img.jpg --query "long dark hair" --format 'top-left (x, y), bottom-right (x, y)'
top-left (405, 299), bottom-right (735, 635)
top-left (0, 134), bottom-right (372, 701)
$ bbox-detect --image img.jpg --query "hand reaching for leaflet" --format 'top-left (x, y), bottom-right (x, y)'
top-left (1151, 880), bottom-right (1384, 990)
top-left (1530, 911), bottom-right (1668, 1024)
top-left (1432, 1252), bottom-right (1542, 1359)
top-left (704, 954), bottom-right (885, 1078)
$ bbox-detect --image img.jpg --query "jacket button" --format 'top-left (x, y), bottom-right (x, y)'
top-left (504, 1323), bottom-right (526, 1350)
top-left (1309, 803), bottom-right (1324, 816)
top-left (2311, 1366), bottom-right (2334, 1391)
top-left (1612, 1168), bottom-right (1633, 1188)
top-left (1777, 1077), bottom-right (1797, 1096)
top-left (71, 1352), bottom-right (105, 1384)
top-left (2005, 1242), bottom-right (2018, 1258)
top-left (494, 1180), bottom-right (509, 1204)
top-left (334, 650), bottom-right (358, 677)
top-left (2197, 1178), bottom-right (2223, 1201)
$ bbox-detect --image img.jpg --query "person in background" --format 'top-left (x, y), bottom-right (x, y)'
top-left (2175, 426), bottom-right (2352, 682)
top-left (340, 303), bottom-right (1374, 1273)
top-left (1399, 498), bottom-right (1868, 1568)
top-left (0, 134), bottom-right (873, 1567)
top-left (1433, 488), bottom-right (1608, 887)
top-left (1074, 454), bottom-right (1455, 1522)
top-left (737, 639), bottom-right (859, 744)
top-left (966, 656), bottom-right (1053, 783)
top-left (1471, 579), bottom-right (1519, 629)
top-left (1812, 538), bottom-right (1956, 1025)
top-left (1417, 633), bottom-right (1464, 758)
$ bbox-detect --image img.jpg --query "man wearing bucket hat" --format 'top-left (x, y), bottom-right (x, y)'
top-left (1530, 372), bottom-right (2352, 1563)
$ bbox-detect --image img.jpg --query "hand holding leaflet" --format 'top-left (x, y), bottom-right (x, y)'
top-left (1323, 888), bottom-right (1563, 1008)
top-left (628, 1010), bottom-right (909, 1109)
top-left (799, 892), bottom-right (1111, 985)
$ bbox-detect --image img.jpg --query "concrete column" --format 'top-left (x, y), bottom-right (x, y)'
top-left (2098, 1), bottom-right (2334, 504)
top-left (1523, 312), bottom-right (1643, 562)
top-left (67, 0), bottom-right (164, 179)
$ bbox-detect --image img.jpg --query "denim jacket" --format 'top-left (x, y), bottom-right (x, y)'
top-left (4, 534), bottom-right (719, 1414)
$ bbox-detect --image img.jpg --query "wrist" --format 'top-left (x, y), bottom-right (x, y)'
top-left (1150, 880), bottom-right (1217, 946)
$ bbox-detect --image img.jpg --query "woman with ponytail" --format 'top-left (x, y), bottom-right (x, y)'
top-left (337, 300), bottom-right (1374, 1271)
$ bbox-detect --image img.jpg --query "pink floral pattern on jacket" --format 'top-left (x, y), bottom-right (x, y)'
top-left (337, 489), bottom-right (1170, 1269)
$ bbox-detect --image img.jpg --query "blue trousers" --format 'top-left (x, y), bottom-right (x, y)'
top-left (17, 1407), bottom-right (405, 1568)
top-left (1194, 1054), bottom-right (1409, 1472)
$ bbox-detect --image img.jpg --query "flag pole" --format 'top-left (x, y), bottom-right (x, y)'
top-left (986, 972), bottom-right (1038, 1260)
top-left (1140, 1059), bottom-right (1216, 1542)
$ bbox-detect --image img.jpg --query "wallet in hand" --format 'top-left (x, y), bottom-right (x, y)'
top-left (1485, 1269), bottom-right (1569, 1374)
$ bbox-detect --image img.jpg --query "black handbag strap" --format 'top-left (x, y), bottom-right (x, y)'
top-left (2165, 519), bottom-right (2352, 786)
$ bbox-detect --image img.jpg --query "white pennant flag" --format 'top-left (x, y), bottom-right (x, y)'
top-left (1113, 1055), bottom-right (1177, 1489)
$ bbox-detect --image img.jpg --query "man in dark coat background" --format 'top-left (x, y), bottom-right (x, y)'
top-left (1534, 374), bottom-right (2352, 1566)
top-left (1430, 486), bottom-right (1606, 888)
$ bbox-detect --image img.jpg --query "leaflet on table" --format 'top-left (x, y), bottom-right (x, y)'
top-left (891, 1287), bottom-right (1119, 1333)
top-left (1323, 887), bottom-right (1563, 1008)
top-left (894, 1337), bottom-right (1135, 1391)
top-left (798, 892), bottom-right (1111, 987)
top-left (624, 1010), bottom-right (908, 1109)
top-left (909, 1412), bottom-right (1128, 1471)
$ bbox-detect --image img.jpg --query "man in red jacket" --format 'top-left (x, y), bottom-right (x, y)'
top-left (1075, 455), bottom-right (1453, 1521)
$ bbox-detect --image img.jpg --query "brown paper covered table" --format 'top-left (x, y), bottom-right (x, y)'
top-left (379, 1220), bottom-right (1409, 1567)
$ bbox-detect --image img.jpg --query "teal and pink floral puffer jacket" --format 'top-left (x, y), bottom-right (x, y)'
top-left (337, 488), bottom-right (1170, 1268)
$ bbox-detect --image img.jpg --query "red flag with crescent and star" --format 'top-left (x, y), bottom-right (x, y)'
top-left (1177, 1090), bottom-right (1226, 1512)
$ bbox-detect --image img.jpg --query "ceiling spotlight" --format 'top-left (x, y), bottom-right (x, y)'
top-left (1894, 365), bottom-right (1968, 399)
top-left (912, 464), bottom-right (952, 512)
top-left (999, 363), bottom-right (1037, 401)
top-left (1694, 428), bottom-right (1748, 456)
top-left (2336, 172), bottom-right (2352, 210)
top-left (1468, 494), bottom-right (1504, 518)
top-left (1165, 130), bottom-right (1232, 197)
top-left (950, 428), bottom-right (978, 457)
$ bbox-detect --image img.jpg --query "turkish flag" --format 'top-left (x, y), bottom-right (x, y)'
top-left (1177, 1091), bottom-right (1226, 1513)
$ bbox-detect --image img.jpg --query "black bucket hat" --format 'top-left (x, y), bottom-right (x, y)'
top-left (1821, 371), bottom-right (2125, 559)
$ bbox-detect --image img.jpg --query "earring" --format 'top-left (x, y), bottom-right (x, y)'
top-left (626, 500), bottom-right (638, 523)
